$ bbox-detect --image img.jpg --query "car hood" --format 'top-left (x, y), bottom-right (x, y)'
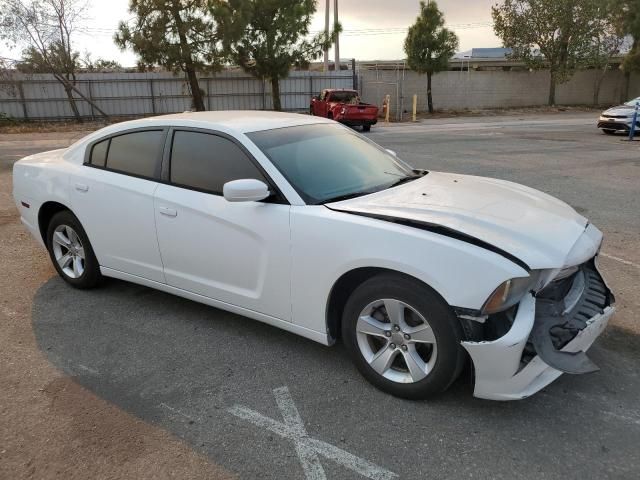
top-left (327, 172), bottom-right (595, 270)
top-left (602, 105), bottom-right (635, 116)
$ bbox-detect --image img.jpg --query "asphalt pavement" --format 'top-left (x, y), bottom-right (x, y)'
top-left (3, 112), bottom-right (640, 479)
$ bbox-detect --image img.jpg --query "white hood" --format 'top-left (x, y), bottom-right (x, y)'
top-left (328, 172), bottom-right (598, 270)
top-left (602, 105), bottom-right (635, 117)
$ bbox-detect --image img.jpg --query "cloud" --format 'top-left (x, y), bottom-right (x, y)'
top-left (315, 0), bottom-right (500, 60)
top-left (330, 0), bottom-right (497, 26)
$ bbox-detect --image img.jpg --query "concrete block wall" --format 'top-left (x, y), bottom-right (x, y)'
top-left (360, 68), bottom-right (639, 117)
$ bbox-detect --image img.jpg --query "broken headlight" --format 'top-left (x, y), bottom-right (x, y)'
top-left (481, 272), bottom-right (541, 314)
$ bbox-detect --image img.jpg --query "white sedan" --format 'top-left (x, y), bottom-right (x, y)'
top-left (597, 97), bottom-right (640, 134)
top-left (12, 112), bottom-right (615, 401)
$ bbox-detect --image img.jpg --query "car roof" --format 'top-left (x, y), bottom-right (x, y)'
top-left (113, 110), bottom-right (334, 134)
top-left (64, 111), bottom-right (338, 162)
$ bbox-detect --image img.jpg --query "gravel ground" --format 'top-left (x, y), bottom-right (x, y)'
top-left (1, 112), bottom-right (639, 480)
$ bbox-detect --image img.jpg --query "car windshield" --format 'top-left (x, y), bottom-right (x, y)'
top-left (248, 124), bottom-right (417, 204)
top-left (329, 91), bottom-right (358, 103)
top-left (624, 97), bottom-right (640, 107)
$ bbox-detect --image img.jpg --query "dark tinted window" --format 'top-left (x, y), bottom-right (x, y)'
top-left (170, 131), bottom-right (266, 193)
top-left (90, 139), bottom-right (109, 167)
top-left (329, 91), bottom-right (358, 102)
top-left (248, 124), bottom-right (413, 204)
top-left (106, 130), bottom-right (164, 178)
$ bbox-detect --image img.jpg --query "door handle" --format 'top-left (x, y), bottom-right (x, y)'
top-left (158, 206), bottom-right (177, 217)
top-left (75, 183), bottom-right (89, 192)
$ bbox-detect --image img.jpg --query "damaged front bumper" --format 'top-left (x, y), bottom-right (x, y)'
top-left (462, 260), bottom-right (614, 401)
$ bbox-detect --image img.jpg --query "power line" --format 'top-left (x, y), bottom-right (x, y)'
top-left (310, 21), bottom-right (494, 36)
top-left (74, 21), bottom-right (495, 37)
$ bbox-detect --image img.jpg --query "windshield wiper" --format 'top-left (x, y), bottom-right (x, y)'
top-left (316, 190), bottom-right (375, 205)
top-left (387, 175), bottom-right (422, 188)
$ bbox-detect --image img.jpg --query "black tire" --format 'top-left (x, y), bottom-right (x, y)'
top-left (602, 129), bottom-right (616, 135)
top-left (341, 273), bottom-right (465, 399)
top-left (362, 125), bottom-right (371, 132)
top-left (46, 210), bottom-right (102, 289)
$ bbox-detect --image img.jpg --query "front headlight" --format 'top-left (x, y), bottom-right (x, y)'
top-left (481, 273), bottom-right (541, 314)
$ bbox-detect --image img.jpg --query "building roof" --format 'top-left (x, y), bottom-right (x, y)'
top-left (453, 48), bottom-right (513, 59)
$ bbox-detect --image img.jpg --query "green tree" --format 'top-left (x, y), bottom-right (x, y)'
top-left (223, 0), bottom-right (337, 112)
top-left (17, 43), bottom-right (80, 75)
top-left (621, 0), bottom-right (640, 90)
top-left (403, 1), bottom-right (458, 114)
top-left (492, 0), bottom-right (598, 106)
top-left (0, 56), bottom-right (19, 99)
top-left (81, 53), bottom-right (123, 72)
top-left (115, 0), bottom-right (231, 111)
top-left (0, 0), bottom-right (108, 121)
top-left (586, 0), bottom-right (626, 105)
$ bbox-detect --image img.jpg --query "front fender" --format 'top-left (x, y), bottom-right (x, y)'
top-left (289, 206), bottom-right (528, 336)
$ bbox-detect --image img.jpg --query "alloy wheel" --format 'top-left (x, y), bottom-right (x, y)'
top-left (356, 299), bottom-right (438, 384)
top-left (51, 224), bottom-right (85, 279)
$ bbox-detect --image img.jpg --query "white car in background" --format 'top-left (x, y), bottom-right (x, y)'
top-left (597, 97), bottom-right (640, 134)
top-left (12, 112), bottom-right (615, 401)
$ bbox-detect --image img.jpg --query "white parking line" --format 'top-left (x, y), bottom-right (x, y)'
top-left (77, 364), bottom-right (99, 375)
top-left (159, 402), bottom-right (198, 422)
top-left (228, 386), bottom-right (398, 480)
top-left (274, 386), bottom-right (327, 479)
top-left (600, 252), bottom-right (640, 269)
top-left (603, 411), bottom-right (640, 427)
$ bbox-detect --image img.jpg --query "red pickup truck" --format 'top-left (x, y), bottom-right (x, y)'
top-left (310, 89), bottom-right (379, 131)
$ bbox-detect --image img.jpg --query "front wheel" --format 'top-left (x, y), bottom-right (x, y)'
top-left (602, 129), bottom-right (616, 135)
top-left (362, 125), bottom-right (371, 132)
top-left (46, 210), bottom-right (102, 289)
top-left (341, 273), bottom-right (465, 399)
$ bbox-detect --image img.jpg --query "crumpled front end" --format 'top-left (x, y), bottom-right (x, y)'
top-left (462, 257), bottom-right (615, 401)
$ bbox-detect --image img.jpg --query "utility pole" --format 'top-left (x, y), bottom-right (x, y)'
top-left (323, 0), bottom-right (330, 72)
top-left (334, 0), bottom-right (340, 71)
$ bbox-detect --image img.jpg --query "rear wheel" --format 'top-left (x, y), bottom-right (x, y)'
top-left (602, 129), bottom-right (616, 135)
top-left (341, 273), bottom-right (465, 399)
top-left (362, 125), bottom-right (371, 132)
top-left (46, 210), bottom-right (102, 289)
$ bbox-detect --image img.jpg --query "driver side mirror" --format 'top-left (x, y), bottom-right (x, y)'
top-left (223, 179), bottom-right (270, 203)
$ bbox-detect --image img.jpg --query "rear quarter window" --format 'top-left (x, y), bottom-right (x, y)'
top-left (105, 130), bottom-right (164, 178)
top-left (90, 139), bottom-right (109, 167)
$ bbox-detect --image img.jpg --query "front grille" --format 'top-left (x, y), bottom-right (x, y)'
top-left (598, 122), bottom-right (629, 130)
top-left (540, 264), bottom-right (608, 349)
top-left (520, 260), bottom-right (612, 366)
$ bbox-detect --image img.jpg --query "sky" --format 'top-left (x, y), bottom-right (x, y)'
top-left (1, 0), bottom-right (501, 67)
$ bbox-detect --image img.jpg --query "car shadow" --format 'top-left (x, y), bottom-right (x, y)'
top-left (31, 276), bottom-right (640, 478)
